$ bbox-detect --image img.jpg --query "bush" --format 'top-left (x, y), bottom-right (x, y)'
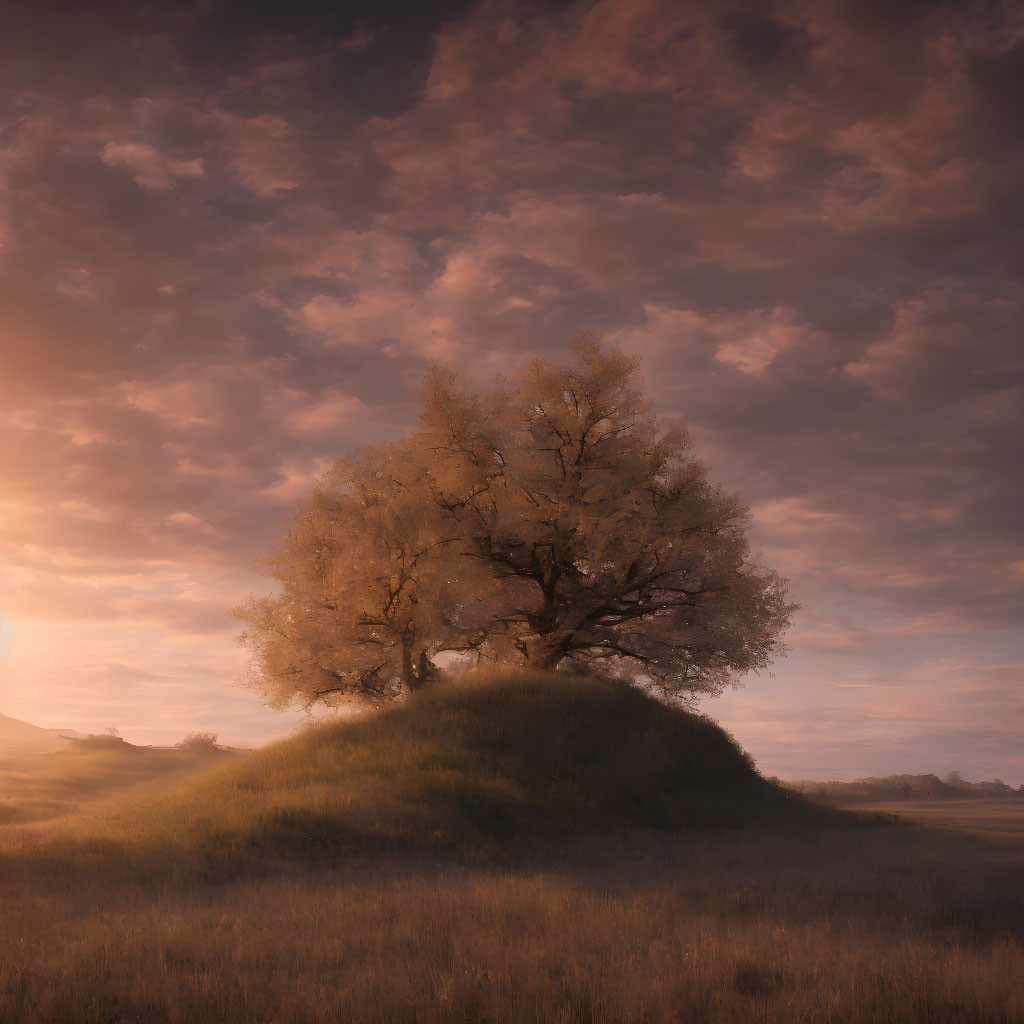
top-left (175, 732), bottom-right (219, 755)
top-left (78, 730), bottom-right (127, 748)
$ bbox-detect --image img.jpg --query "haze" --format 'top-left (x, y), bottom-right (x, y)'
top-left (0, 0), bottom-right (1021, 781)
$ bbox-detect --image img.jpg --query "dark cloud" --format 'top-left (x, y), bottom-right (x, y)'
top-left (722, 13), bottom-right (803, 71)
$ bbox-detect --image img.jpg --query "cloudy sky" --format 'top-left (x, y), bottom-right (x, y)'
top-left (1, 0), bottom-right (1021, 780)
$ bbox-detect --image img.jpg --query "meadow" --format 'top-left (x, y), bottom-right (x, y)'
top-left (1, 672), bottom-right (1022, 1023)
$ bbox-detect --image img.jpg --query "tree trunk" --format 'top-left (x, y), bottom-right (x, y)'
top-left (401, 644), bottom-right (417, 690)
top-left (519, 633), bottom-right (570, 670)
top-left (402, 643), bottom-right (437, 690)
top-left (417, 649), bottom-right (437, 688)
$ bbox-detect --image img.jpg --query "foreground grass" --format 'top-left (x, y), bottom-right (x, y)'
top-left (3, 826), bottom-right (1022, 1023)
top-left (1, 671), bottom-right (1021, 1022)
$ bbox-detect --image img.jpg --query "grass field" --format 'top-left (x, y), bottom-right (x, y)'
top-left (0, 740), bottom-right (235, 826)
top-left (854, 798), bottom-right (1024, 845)
top-left (1, 671), bottom-right (1022, 1023)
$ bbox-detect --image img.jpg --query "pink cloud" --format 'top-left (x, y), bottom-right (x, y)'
top-left (100, 141), bottom-right (205, 190)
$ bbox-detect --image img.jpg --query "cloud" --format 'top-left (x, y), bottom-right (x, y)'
top-left (100, 142), bottom-right (205, 190)
top-left (339, 26), bottom-right (378, 52)
top-left (844, 286), bottom-right (1021, 402)
top-left (0, 0), bottom-right (1020, 773)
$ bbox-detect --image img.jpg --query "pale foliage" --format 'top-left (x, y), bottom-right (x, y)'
top-left (233, 444), bottom-right (495, 709)
top-left (234, 336), bottom-right (795, 707)
top-left (416, 334), bottom-right (795, 699)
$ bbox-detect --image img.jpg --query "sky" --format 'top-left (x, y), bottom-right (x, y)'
top-left (1, 0), bottom-right (1021, 781)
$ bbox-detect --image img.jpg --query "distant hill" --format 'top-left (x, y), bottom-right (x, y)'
top-left (0, 712), bottom-right (84, 756)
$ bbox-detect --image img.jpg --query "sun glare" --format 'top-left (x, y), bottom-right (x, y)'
top-left (0, 615), bottom-right (11, 663)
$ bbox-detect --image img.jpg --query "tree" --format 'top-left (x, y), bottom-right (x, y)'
top-left (415, 335), bottom-right (795, 700)
top-left (232, 441), bottom-right (495, 709)
top-left (234, 335), bottom-right (795, 708)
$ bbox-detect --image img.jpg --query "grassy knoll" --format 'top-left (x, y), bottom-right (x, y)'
top-left (1, 671), bottom-right (1022, 1022)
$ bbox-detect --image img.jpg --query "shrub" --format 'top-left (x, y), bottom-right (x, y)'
top-left (175, 732), bottom-right (219, 755)
top-left (79, 729), bottom-right (127, 748)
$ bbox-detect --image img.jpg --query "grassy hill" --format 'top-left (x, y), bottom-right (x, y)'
top-left (21, 669), bottom-right (837, 879)
top-left (4, 671), bottom-right (1023, 1024)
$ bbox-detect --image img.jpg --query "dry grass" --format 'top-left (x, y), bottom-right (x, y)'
top-left (0, 742), bottom-right (235, 826)
top-left (1, 671), bottom-right (1021, 1022)
top-left (853, 798), bottom-right (1024, 845)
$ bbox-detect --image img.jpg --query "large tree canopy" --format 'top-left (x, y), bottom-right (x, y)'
top-left (233, 337), bottom-right (795, 708)
top-left (233, 443), bottom-right (494, 709)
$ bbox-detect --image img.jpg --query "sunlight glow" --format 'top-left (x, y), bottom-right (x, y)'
top-left (0, 615), bottom-right (11, 663)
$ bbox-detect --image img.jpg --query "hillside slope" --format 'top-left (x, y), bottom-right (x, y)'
top-left (1, 737), bottom-right (236, 825)
top-left (0, 712), bottom-right (81, 755)
top-left (36, 670), bottom-right (838, 876)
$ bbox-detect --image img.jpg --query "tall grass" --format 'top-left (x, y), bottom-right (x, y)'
top-left (1, 670), bottom-right (1021, 1022)
top-left (0, 741), bottom-right (232, 826)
